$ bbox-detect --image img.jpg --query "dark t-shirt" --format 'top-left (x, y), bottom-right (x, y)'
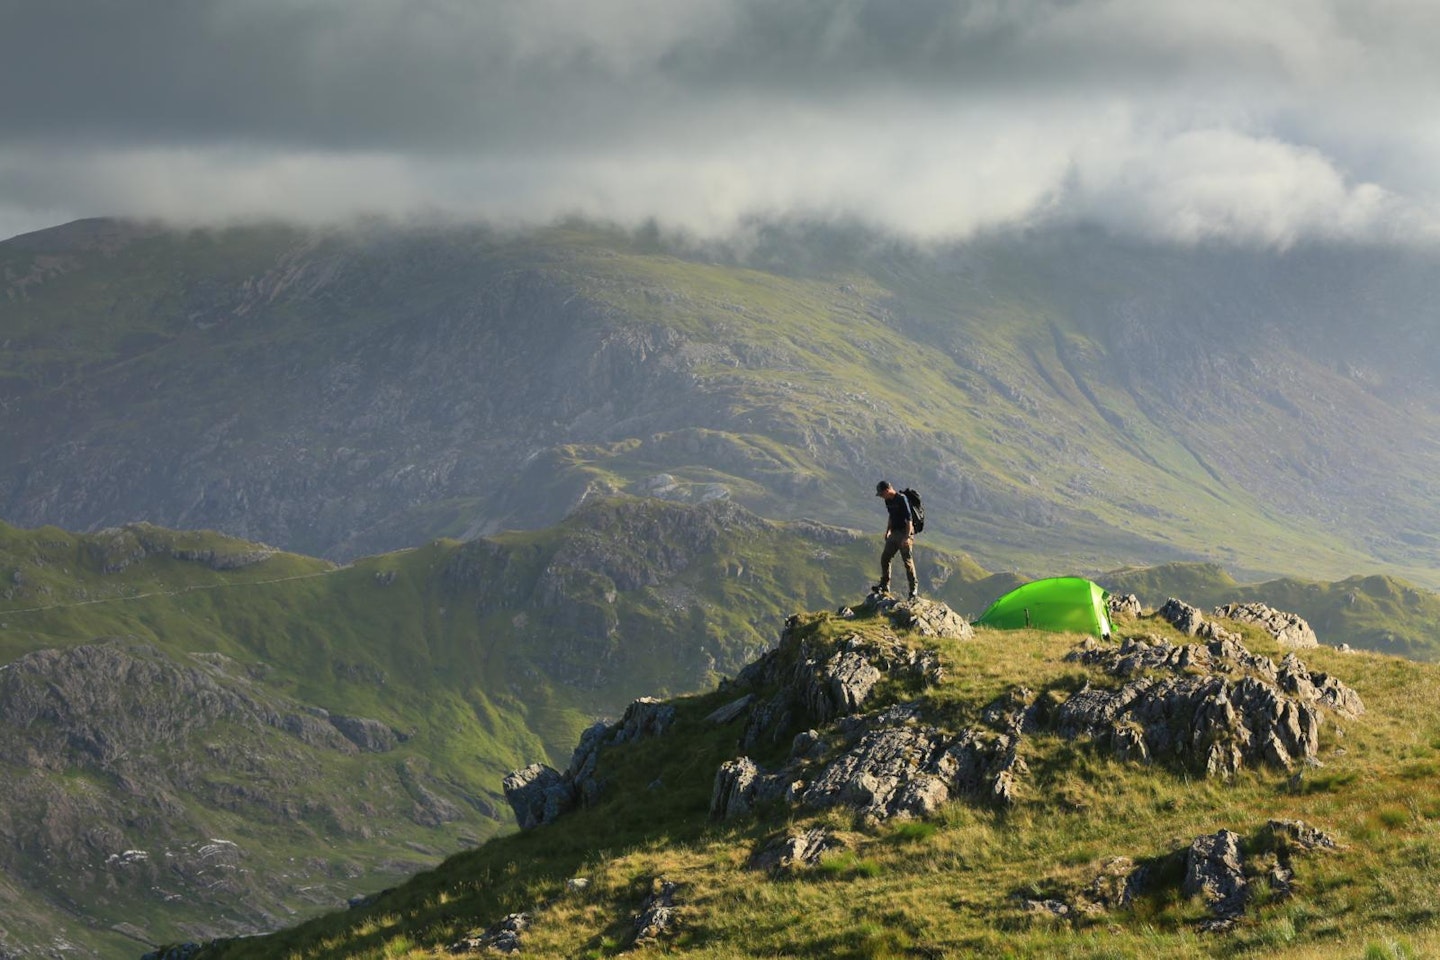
top-left (885, 492), bottom-right (913, 534)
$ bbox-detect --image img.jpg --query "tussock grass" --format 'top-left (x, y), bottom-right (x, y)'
top-left (201, 612), bottom-right (1440, 959)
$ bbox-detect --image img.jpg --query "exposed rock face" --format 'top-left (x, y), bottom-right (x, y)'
top-left (1184, 830), bottom-right (1249, 924)
top-left (861, 593), bottom-right (974, 640)
top-left (1214, 602), bottom-right (1319, 649)
top-left (329, 714), bottom-right (401, 753)
top-left (500, 764), bottom-right (577, 832)
top-left (736, 621), bottom-right (944, 752)
top-left (1059, 635), bottom-right (1362, 777)
top-left (713, 704), bottom-right (1024, 823)
top-left (502, 696), bottom-right (679, 829)
top-left (1157, 598), bottom-right (1206, 636)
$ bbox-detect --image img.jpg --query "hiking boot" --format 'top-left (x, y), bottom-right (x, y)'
top-left (871, 583), bottom-right (890, 595)
top-left (907, 590), bottom-right (919, 602)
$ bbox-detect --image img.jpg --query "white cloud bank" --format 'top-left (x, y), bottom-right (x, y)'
top-left (1, 0), bottom-right (1438, 246)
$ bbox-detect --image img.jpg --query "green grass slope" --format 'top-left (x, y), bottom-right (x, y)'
top-left (0, 501), bottom-right (1005, 956)
top-left (194, 607), bottom-right (1440, 960)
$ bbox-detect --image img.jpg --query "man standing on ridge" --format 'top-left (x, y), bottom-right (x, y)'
top-left (873, 480), bottom-right (918, 601)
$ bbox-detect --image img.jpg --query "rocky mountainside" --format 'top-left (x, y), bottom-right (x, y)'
top-left (7, 504), bottom-right (1440, 957)
top-left (182, 591), bottom-right (1440, 960)
top-left (4, 219), bottom-right (1440, 583)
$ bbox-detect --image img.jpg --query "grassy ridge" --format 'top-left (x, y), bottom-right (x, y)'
top-left (5, 507), bottom-right (1440, 955)
top-left (199, 609), bottom-right (1440, 960)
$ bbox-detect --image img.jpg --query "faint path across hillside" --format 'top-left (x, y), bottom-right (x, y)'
top-left (0, 567), bottom-right (345, 617)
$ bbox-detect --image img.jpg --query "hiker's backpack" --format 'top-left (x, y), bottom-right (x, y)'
top-left (901, 488), bottom-right (925, 534)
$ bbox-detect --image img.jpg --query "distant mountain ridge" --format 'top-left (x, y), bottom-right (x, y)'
top-left (4, 218), bottom-right (1440, 584)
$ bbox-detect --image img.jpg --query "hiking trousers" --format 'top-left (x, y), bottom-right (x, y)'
top-left (879, 535), bottom-right (917, 593)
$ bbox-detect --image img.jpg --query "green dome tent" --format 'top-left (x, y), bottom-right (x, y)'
top-left (973, 577), bottom-right (1114, 639)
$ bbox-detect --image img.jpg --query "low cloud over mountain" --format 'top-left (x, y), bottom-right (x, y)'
top-left (2, 0), bottom-right (1439, 245)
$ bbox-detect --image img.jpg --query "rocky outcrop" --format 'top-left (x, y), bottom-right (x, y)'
top-left (1058, 635), bottom-right (1362, 777)
top-left (631, 878), bottom-right (681, 948)
top-left (736, 621), bottom-right (945, 752)
top-left (1108, 593), bottom-right (1143, 620)
top-left (449, 913), bottom-right (530, 955)
top-left (503, 696), bottom-right (679, 829)
top-left (748, 828), bottom-right (843, 873)
top-left (713, 703), bottom-right (1024, 824)
top-left (1184, 830), bottom-right (1249, 925)
top-left (860, 593), bottom-right (974, 640)
top-left (1214, 602), bottom-right (1319, 649)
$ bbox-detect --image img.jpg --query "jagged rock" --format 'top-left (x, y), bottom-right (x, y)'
top-left (1214, 602), bottom-right (1319, 649)
top-left (449, 913), bottom-right (531, 954)
top-left (1157, 598), bottom-right (1205, 636)
top-left (717, 705), bottom-right (1024, 824)
top-left (502, 764), bottom-right (576, 830)
top-left (748, 827), bottom-right (842, 872)
top-left (712, 757), bottom-right (767, 820)
top-left (630, 878), bottom-right (680, 948)
top-left (1059, 635), bottom-right (1362, 777)
top-left (612, 697), bottom-right (678, 743)
top-left (738, 628), bottom-right (941, 750)
top-left (1108, 593), bottom-right (1143, 619)
top-left (1277, 654), bottom-right (1365, 718)
top-left (1184, 830), bottom-right (1248, 921)
top-left (329, 714), bottom-right (400, 752)
top-left (801, 724), bottom-right (955, 821)
top-left (504, 695), bottom-right (680, 826)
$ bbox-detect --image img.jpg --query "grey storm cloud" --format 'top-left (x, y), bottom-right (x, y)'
top-left (2, 0), bottom-right (1439, 244)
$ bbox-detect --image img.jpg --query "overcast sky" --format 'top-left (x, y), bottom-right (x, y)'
top-left (2, 0), bottom-right (1438, 246)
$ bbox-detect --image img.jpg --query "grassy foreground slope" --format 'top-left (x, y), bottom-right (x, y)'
top-left (200, 607), bottom-right (1440, 960)
top-left (0, 503), bottom-right (996, 955)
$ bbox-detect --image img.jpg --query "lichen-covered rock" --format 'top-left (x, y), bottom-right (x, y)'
top-left (1081, 857), bottom-right (1143, 912)
top-left (889, 597), bottom-right (974, 640)
top-left (738, 628), bottom-right (941, 750)
top-left (1108, 593), bottom-right (1143, 620)
top-left (1058, 635), bottom-right (1362, 777)
top-left (1157, 598), bottom-right (1206, 636)
top-left (719, 704), bottom-right (1024, 825)
top-left (631, 878), bottom-right (680, 947)
top-left (1214, 602), bottom-right (1319, 649)
top-left (711, 757), bottom-right (764, 820)
top-left (1184, 830), bottom-right (1249, 922)
top-left (748, 827), bottom-right (843, 872)
top-left (800, 723), bottom-right (955, 821)
top-left (449, 913), bottom-right (531, 954)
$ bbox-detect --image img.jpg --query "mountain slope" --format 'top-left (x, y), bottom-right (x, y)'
top-left (184, 601), bottom-right (1440, 960)
top-left (5, 506), bottom-right (1440, 956)
top-left (4, 219), bottom-right (1440, 584)
top-left (0, 501), bottom-right (990, 956)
